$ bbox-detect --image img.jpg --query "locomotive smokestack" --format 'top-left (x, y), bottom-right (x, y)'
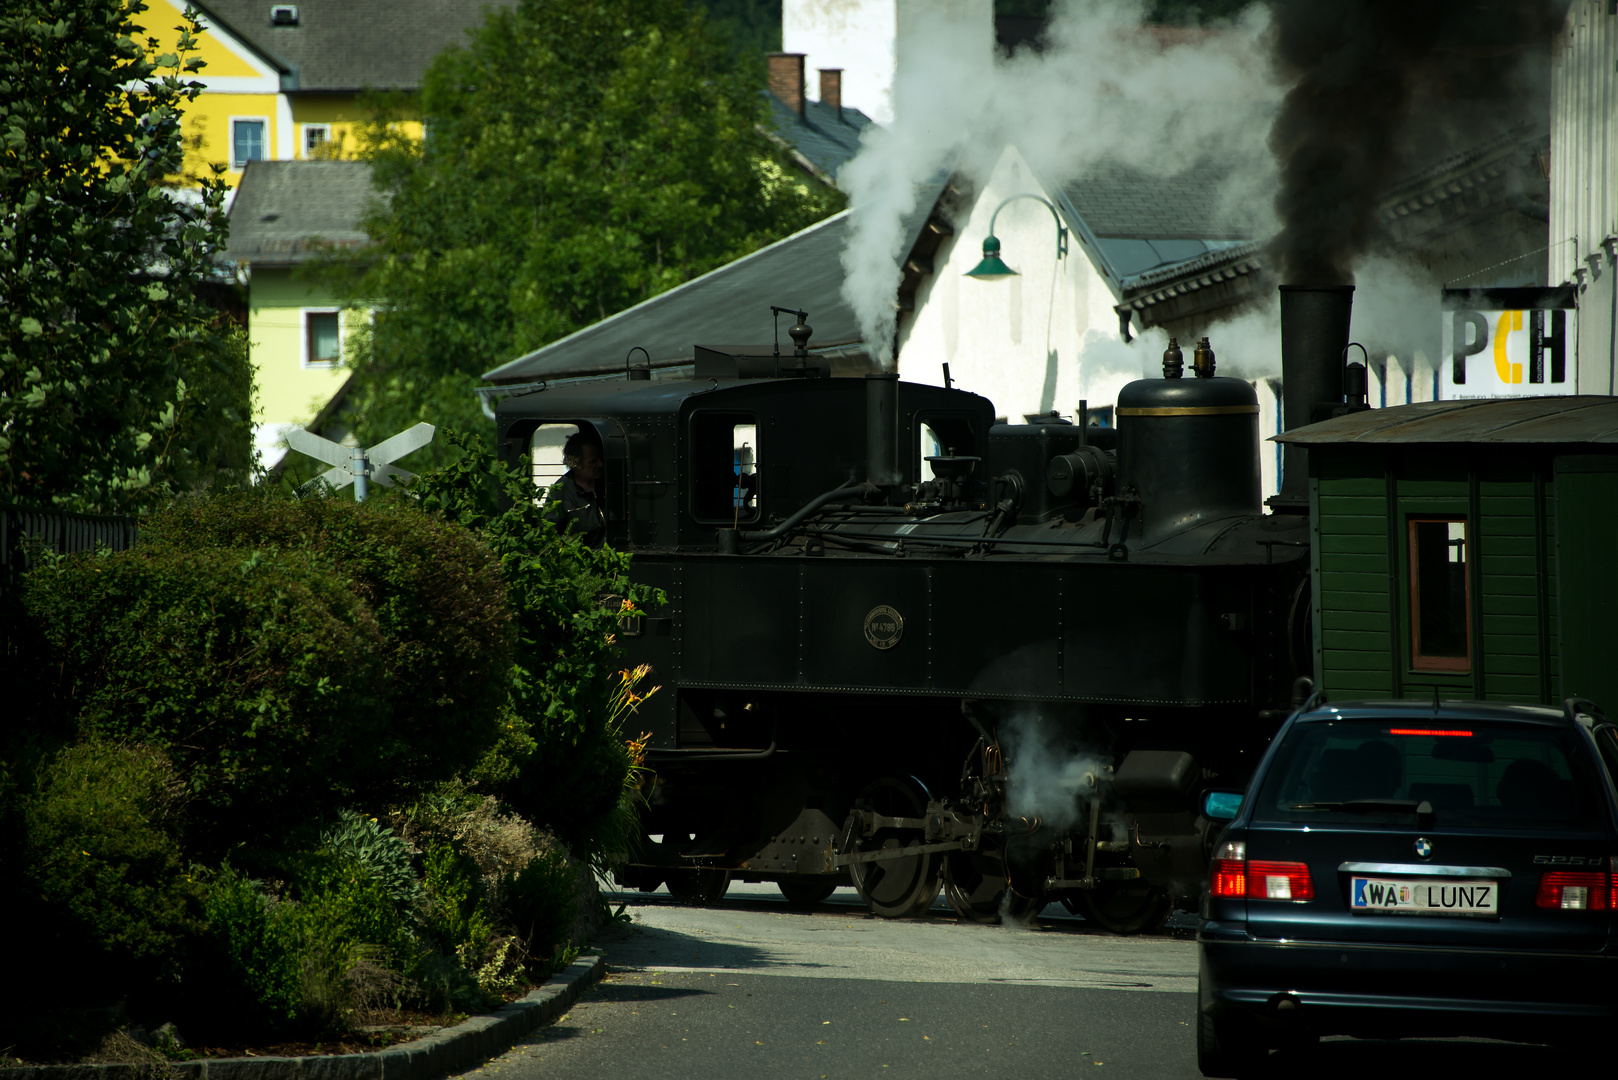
top-left (1276, 285), bottom-right (1353, 512)
top-left (866, 372), bottom-right (899, 486)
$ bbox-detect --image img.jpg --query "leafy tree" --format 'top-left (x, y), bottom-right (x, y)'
top-left (408, 430), bottom-right (662, 853)
top-left (0, 0), bottom-right (251, 513)
top-left (322, 0), bottom-right (842, 469)
top-left (695, 0), bottom-right (783, 57)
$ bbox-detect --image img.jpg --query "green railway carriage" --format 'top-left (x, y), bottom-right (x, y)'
top-left (1279, 396), bottom-right (1618, 708)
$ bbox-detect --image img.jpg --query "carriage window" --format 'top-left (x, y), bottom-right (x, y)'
top-left (916, 414), bottom-right (978, 480)
top-left (529, 423), bottom-right (579, 503)
top-left (1410, 517), bottom-right (1470, 672)
top-left (691, 412), bottom-right (759, 523)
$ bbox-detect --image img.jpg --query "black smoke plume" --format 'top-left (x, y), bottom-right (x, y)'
top-left (1266, 0), bottom-right (1569, 286)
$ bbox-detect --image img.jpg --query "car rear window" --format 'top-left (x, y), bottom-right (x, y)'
top-left (1251, 720), bottom-right (1606, 830)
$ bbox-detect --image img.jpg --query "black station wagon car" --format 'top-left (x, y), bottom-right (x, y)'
top-left (1197, 698), bottom-right (1618, 1076)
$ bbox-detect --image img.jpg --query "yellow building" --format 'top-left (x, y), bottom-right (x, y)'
top-left (224, 161), bottom-right (377, 466)
top-left (136, 0), bottom-right (511, 187)
top-left (139, 0), bottom-right (513, 465)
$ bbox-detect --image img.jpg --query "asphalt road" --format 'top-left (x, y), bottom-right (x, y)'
top-left (458, 881), bottom-right (1594, 1080)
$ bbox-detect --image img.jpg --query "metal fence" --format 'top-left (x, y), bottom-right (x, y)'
top-left (0, 503), bottom-right (139, 597)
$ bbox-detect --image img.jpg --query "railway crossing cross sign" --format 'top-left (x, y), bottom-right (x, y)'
top-left (285, 423), bottom-right (435, 502)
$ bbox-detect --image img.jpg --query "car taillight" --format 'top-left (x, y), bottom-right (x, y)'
top-left (1248, 861), bottom-right (1315, 901)
top-left (1536, 862), bottom-right (1618, 910)
top-left (1210, 840), bottom-right (1247, 897)
top-left (1207, 841), bottom-right (1314, 901)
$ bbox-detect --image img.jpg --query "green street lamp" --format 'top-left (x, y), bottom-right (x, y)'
top-left (964, 193), bottom-right (1069, 279)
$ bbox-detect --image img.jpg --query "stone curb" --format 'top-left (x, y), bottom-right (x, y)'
top-left (1, 954), bottom-right (607, 1080)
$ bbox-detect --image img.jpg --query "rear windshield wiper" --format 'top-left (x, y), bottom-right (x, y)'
top-left (1289, 799), bottom-right (1435, 818)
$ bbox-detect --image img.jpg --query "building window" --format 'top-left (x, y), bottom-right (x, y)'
top-left (304, 310), bottom-right (340, 368)
top-left (303, 123), bottom-right (331, 157)
top-left (1409, 517), bottom-right (1470, 672)
top-left (232, 118), bottom-right (266, 169)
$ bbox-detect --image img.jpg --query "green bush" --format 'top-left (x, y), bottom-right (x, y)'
top-left (18, 543), bottom-right (390, 851)
top-left (193, 853), bottom-right (426, 1040)
top-left (14, 490), bottom-right (514, 855)
top-left (19, 741), bottom-right (199, 983)
top-left (321, 809), bottom-right (423, 905)
top-left (501, 849), bottom-right (578, 975)
top-left (287, 854), bottom-right (423, 1031)
top-left (136, 491), bottom-right (515, 803)
top-left (194, 868), bottom-right (303, 1032)
top-left (4, 740), bottom-right (201, 1058)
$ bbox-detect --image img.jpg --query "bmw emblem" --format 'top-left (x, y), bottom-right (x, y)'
top-left (1414, 838), bottom-right (1434, 859)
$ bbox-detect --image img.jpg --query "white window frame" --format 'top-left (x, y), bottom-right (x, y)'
top-left (302, 123), bottom-right (332, 158)
top-left (230, 116), bottom-right (270, 170)
top-left (302, 308), bottom-right (343, 369)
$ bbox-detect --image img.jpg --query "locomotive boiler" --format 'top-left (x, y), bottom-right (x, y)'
top-left (494, 286), bottom-right (1359, 931)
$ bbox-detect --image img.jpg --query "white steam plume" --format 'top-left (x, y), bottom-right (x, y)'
top-left (999, 712), bottom-right (1110, 836)
top-left (838, 0), bottom-right (1281, 367)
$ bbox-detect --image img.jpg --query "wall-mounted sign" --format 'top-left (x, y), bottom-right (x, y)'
top-left (1441, 286), bottom-right (1577, 399)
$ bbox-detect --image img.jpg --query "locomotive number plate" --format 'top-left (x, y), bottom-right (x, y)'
top-left (863, 605), bottom-right (904, 650)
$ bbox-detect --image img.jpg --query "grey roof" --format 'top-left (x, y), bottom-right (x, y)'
top-left (1109, 121), bottom-right (1551, 327)
top-left (224, 160), bottom-right (378, 266)
top-left (1047, 137), bottom-right (1270, 300)
top-left (1276, 397), bottom-right (1618, 446)
top-left (767, 95), bottom-right (874, 181)
top-left (483, 178), bottom-right (946, 383)
top-left (1061, 160), bottom-right (1260, 241)
top-left (195, 0), bottom-right (514, 92)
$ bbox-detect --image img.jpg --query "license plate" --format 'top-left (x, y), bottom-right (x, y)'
top-left (1351, 876), bottom-right (1498, 916)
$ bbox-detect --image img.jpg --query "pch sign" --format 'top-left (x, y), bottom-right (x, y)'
top-left (1441, 286), bottom-right (1577, 400)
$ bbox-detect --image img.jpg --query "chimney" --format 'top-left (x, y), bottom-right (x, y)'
top-left (819, 68), bottom-right (843, 121)
top-left (1275, 285), bottom-right (1354, 512)
top-left (767, 53), bottom-right (806, 120)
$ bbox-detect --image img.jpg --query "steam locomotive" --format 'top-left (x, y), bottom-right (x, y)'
top-left (494, 286), bottom-right (1360, 931)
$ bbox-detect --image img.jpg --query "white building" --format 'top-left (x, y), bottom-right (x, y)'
top-left (1551, 0), bottom-right (1618, 393)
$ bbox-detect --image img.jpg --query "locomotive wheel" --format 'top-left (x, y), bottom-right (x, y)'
top-left (848, 776), bottom-right (942, 919)
top-left (1001, 887), bottom-right (1046, 923)
top-left (943, 851), bottom-right (1006, 923)
top-left (666, 868), bottom-right (730, 905)
top-left (1063, 879), bottom-right (1171, 935)
top-left (778, 875), bottom-right (839, 907)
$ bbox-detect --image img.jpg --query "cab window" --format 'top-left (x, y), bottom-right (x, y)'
top-left (691, 412), bottom-right (759, 523)
top-left (916, 413), bottom-right (978, 481)
top-left (529, 423), bottom-right (579, 504)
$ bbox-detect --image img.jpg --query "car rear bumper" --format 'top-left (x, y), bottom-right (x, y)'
top-left (1200, 934), bottom-right (1618, 1041)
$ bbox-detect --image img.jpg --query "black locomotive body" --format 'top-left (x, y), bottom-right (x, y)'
top-left (496, 310), bottom-right (1337, 929)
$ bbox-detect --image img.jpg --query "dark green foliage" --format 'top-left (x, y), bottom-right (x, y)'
top-left (322, 0), bottom-right (842, 465)
top-left (191, 855), bottom-right (424, 1039)
top-left (410, 431), bottom-right (662, 852)
top-left (695, 0), bottom-right (782, 57)
top-left (18, 741), bottom-right (199, 983)
top-left (3, 740), bottom-right (200, 1058)
top-left (20, 543), bottom-right (388, 848)
top-left (0, 0), bottom-right (252, 512)
top-left (422, 840), bottom-right (492, 958)
top-left (14, 491), bottom-right (512, 854)
top-left (193, 868), bottom-right (304, 1032)
top-left (320, 809), bottom-right (424, 905)
top-left (136, 491), bottom-right (516, 809)
top-left (287, 854), bottom-right (425, 1029)
top-left (501, 850), bottom-right (579, 974)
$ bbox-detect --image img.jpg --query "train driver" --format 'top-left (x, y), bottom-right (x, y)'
top-left (546, 430), bottom-right (606, 548)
